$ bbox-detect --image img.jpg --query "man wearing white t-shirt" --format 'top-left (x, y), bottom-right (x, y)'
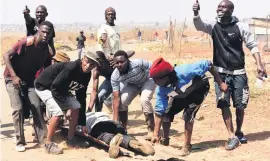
top-left (97, 7), bottom-right (121, 58)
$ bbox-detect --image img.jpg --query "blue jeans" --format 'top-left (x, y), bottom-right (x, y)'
top-left (95, 79), bottom-right (113, 112)
top-left (5, 78), bottom-right (47, 145)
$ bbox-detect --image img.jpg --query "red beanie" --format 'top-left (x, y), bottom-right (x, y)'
top-left (149, 57), bottom-right (174, 78)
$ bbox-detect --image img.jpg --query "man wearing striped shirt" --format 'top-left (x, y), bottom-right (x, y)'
top-left (111, 50), bottom-right (155, 140)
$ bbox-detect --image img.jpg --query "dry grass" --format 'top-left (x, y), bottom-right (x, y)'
top-left (1, 28), bottom-right (270, 161)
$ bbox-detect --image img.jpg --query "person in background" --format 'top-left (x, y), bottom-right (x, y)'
top-left (138, 30), bottom-right (142, 41)
top-left (23, 5), bottom-right (55, 58)
top-left (97, 7), bottom-right (121, 59)
top-left (154, 31), bottom-right (159, 41)
top-left (76, 30), bottom-right (86, 59)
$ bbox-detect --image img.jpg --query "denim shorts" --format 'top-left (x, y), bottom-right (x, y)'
top-left (215, 73), bottom-right (249, 109)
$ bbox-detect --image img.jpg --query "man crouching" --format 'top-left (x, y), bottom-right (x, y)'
top-left (34, 52), bottom-right (99, 154)
top-left (150, 58), bottom-right (227, 156)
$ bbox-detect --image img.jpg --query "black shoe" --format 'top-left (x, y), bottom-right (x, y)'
top-left (235, 132), bottom-right (247, 144)
top-left (225, 137), bottom-right (240, 151)
top-left (66, 137), bottom-right (90, 148)
top-left (159, 138), bottom-right (170, 146)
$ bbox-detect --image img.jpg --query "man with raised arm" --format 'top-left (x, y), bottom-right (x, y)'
top-left (193, 0), bottom-right (267, 150)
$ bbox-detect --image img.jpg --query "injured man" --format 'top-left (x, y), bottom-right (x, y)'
top-left (84, 112), bottom-right (155, 158)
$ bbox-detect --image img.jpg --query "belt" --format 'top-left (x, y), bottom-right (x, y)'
top-left (215, 66), bottom-right (246, 75)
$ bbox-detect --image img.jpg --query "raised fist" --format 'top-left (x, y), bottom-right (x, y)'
top-left (193, 0), bottom-right (200, 16)
top-left (23, 6), bottom-right (30, 15)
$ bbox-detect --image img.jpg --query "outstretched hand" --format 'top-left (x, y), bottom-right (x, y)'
top-left (23, 5), bottom-right (30, 15)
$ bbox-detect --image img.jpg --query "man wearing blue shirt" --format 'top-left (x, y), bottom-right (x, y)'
top-left (149, 58), bottom-right (227, 156)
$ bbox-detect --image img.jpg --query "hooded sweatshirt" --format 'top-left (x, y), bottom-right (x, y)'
top-left (193, 15), bottom-right (259, 73)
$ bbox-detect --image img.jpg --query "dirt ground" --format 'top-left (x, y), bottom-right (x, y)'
top-left (1, 38), bottom-right (270, 161)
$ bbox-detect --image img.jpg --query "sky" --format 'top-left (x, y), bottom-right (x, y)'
top-left (1, 0), bottom-right (270, 25)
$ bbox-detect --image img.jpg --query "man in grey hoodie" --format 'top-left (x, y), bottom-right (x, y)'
top-left (193, 0), bottom-right (267, 150)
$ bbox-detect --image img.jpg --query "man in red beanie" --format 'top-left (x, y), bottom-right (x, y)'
top-left (150, 58), bottom-right (227, 156)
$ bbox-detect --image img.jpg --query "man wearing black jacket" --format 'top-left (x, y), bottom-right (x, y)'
top-left (23, 5), bottom-right (56, 67)
top-left (35, 51), bottom-right (100, 155)
top-left (193, 0), bottom-right (267, 150)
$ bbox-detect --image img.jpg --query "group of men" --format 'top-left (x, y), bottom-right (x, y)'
top-left (3, 0), bottom-right (267, 159)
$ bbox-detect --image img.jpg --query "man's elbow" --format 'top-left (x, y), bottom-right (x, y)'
top-left (3, 51), bottom-right (12, 62)
top-left (193, 22), bottom-right (202, 31)
top-left (91, 89), bottom-right (97, 97)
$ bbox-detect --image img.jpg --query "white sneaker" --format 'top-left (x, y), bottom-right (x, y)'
top-left (16, 144), bottom-right (26, 152)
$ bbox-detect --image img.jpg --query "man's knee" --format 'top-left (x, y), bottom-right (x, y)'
top-left (140, 98), bottom-right (153, 113)
top-left (221, 107), bottom-right (232, 118)
top-left (236, 108), bottom-right (245, 116)
top-left (121, 94), bottom-right (133, 107)
top-left (12, 108), bottom-right (23, 117)
top-left (71, 108), bottom-right (80, 118)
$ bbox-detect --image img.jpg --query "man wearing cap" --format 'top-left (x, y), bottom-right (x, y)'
top-left (76, 31), bottom-right (86, 59)
top-left (111, 50), bottom-right (155, 140)
top-left (149, 58), bottom-right (227, 156)
top-left (34, 51), bottom-right (100, 154)
top-left (97, 7), bottom-right (121, 58)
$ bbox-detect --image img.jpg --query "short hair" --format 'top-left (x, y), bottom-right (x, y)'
top-left (36, 5), bottom-right (47, 12)
top-left (40, 21), bottom-right (54, 29)
top-left (105, 7), bottom-right (116, 20)
top-left (114, 50), bottom-right (128, 59)
top-left (227, 0), bottom-right (234, 9)
top-left (222, 0), bottom-right (234, 9)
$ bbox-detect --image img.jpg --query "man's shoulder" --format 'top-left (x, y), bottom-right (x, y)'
top-left (111, 68), bottom-right (120, 80)
top-left (66, 60), bottom-right (78, 70)
top-left (12, 36), bottom-right (34, 48)
top-left (174, 63), bottom-right (195, 75)
top-left (235, 21), bottom-right (249, 30)
top-left (130, 59), bottom-right (145, 65)
top-left (25, 36), bottom-right (36, 46)
top-left (99, 24), bottom-right (119, 33)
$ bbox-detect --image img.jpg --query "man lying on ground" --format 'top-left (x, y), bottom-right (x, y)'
top-left (34, 51), bottom-right (99, 154)
top-left (84, 112), bottom-right (155, 158)
top-left (150, 58), bottom-right (227, 156)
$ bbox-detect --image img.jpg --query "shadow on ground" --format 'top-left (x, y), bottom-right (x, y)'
top-left (169, 131), bottom-right (270, 153)
top-left (245, 131), bottom-right (270, 142)
top-left (157, 158), bottom-right (185, 161)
